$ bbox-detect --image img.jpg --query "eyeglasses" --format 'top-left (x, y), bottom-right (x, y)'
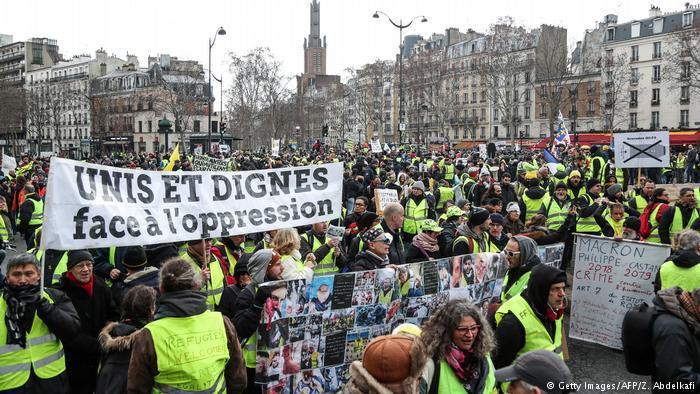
top-left (503, 249), bottom-right (520, 257)
top-left (373, 237), bottom-right (391, 245)
top-left (455, 325), bottom-right (481, 335)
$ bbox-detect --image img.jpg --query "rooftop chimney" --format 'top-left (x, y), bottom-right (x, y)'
top-left (649, 5), bottom-right (662, 18)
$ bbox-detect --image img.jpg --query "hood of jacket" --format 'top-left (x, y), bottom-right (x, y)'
top-left (654, 287), bottom-right (700, 332)
top-left (666, 249), bottom-right (700, 269)
top-left (154, 290), bottom-right (207, 320)
top-left (525, 264), bottom-right (567, 316)
top-left (123, 266), bottom-right (160, 285)
top-left (509, 235), bottom-right (541, 275)
top-left (99, 321), bottom-right (141, 352)
top-left (524, 186), bottom-right (547, 200)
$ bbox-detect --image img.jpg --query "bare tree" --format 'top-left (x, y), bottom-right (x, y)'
top-left (478, 17), bottom-right (537, 142)
top-left (259, 54), bottom-right (292, 142)
top-left (25, 88), bottom-right (50, 153)
top-left (663, 28), bottom-right (700, 96)
top-left (0, 82), bottom-right (25, 155)
top-left (156, 72), bottom-right (206, 146)
top-left (600, 53), bottom-right (639, 129)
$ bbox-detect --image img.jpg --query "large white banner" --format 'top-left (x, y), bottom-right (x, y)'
top-left (569, 234), bottom-right (670, 349)
top-left (42, 158), bottom-right (343, 250)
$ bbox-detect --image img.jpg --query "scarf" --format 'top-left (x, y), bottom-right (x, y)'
top-left (659, 288), bottom-right (700, 331)
top-left (3, 283), bottom-right (41, 347)
top-left (186, 244), bottom-right (208, 266)
top-left (444, 342), bottom-right (480, 391)
top-left (546, 297), bottom-right (566, 321)
top-left (412, 232), bottom-right (439, 253)
top-left (67, 271), bottom-right (94, 297)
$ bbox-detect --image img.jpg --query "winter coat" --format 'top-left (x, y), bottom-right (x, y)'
top-left (127, 290), bottom-right (247, 393)
top-left (500, 183), bottom-right (518, 214)
top-left (0, 287), bottom-right (81, 394)
top-left (651, 288), bottom-right (700, 393)
top-left (110, 266), bottom-right (160, 307)
top-left (17, 192), bottom-right (41, 235)
top-left (381, 220), bottom-right (405, 265)
top-left (493, 264), bottom-right (567, 368)
top-left (437, 220), bottom-right (459, 257)
top-left (504, 217), bottom-right (525, 236)
top-left (349, 250), bottom-right (389, 272)
top-left (405, 243), bottom-right (443, 263)
top-left (53, 274), bottom-right (119, 394)
top-left (96, 321), bottom-right (143, 394)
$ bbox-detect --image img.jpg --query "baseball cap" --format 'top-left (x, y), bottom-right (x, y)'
top-left (445, 206), bottom-right (466, 219)
top-left (420, 219), bottom-right (443, 233)
top-left (495, 350), bottom-right (573, 393)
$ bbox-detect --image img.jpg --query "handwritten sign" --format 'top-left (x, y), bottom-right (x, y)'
top-left (373, 188), bottom-right (399, 215)
top-left (327, 225), bottom-right (345, 241)
top-left (370, 140), bottom-right (382, 153)
top-left (569, 234), bottom-right (670, 349)
top-left (192, 155), bottom-right (228, 171)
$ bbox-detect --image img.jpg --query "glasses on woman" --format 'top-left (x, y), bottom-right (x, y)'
top-left (455, 324), bottom-right (480, 335)
top-left (373, 237), bottom-right (391, 245)
top-left (503, 249), bottom-right (520, 257)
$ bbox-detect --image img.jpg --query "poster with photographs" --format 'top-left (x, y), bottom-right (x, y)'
top-left (256, 252), bottom-right (509, 391)
top-left (540, 243), bottom-right (565, 268)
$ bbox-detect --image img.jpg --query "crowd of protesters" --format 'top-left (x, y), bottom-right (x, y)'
top-left (0, 140), bottom-right (698, 393)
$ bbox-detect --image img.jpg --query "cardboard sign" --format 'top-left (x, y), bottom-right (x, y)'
top-left (569, 234), bottom-right (670, 349)
top-left (371, 140), bottom-right (382, 153)
top-left (373, 188), bottom-right (399, 215)
top-left (327, 225), bottom-right (345, 241)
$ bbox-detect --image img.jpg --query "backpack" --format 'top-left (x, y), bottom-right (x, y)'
top-left (621, 302), bottom-right (658, 375)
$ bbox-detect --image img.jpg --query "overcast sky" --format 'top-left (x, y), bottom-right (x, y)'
top-left (1, 0), bottom-right (685, 103)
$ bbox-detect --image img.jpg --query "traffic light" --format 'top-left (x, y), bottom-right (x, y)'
top-left (322, 125), bottom-right (329, 137)
top-left (220, 122), bottom-right (227, 133)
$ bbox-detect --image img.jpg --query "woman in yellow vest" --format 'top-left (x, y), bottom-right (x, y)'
top-left (421, 300), bottom-right (497, 393)
top-left (500, 236), bottom-right (542, 303)
top-left (271, 228), bottom-right (315, 281)
top-left (0, 253), bottom-right (80, 394)
top-left (494, 264), bottom-right (566, 369)
top-left (127, 258), bottom-right (246, 393)
top-left (600, 202), bottom-right (626, 238)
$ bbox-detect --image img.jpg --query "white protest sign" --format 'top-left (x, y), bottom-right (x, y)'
top-left (478, 144), bottom-right (487, 158)
top-left (569, 234), bottom-right (670, 349)
top-left (2, 154), bottom-right (16, 175)
top-left (371, 140), bottom-right (382, 153)
top-left (42, 158), bottom-right (344, 250)
top-left (271, 138), bottom-right (280, 157)
top-left (327, 225), bottom-right (345, 241)
top-left (614, 131), bottom-right (669, 168)
top-left (383, 143), bottom-right (390, 152)
top-left (192, 155), bottom-right (228, 172)
top-left (455, 158), bottom-right (469, 167)
top-left (374, 188), bottom-right (399, 214)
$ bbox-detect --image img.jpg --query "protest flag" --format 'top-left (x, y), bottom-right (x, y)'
top-left (164, 143), bottom-right (180, 171)
top-left (553, 110), bottom-right (571, 146)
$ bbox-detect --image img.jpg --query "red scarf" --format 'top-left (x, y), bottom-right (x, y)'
top-left (546, 298), bottom-right (566, 321)
top-left (67, 272), bottom-right (94, 297)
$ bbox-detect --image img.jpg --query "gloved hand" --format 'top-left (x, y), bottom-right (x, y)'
top-left (254, 285), bottom-right (272, 307)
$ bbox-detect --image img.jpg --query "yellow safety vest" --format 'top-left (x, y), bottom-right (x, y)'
top-left (605, 215), bottom-right (624, 238)
top-left (633, 195), bottom-right (649, 214)
top-left (646, 204), bottom-right (664, 243)
top-left (453, 233), bottom-right (499, 255)
top-left (575, 194), bottom-right (601, 233)
top-left (0, 216), bottom-right (8, 241)
top-left (17, 199), bottom-right (44, 227)
top-left (301, 233), bottom-right (337, 274)
top-left (444, 164), bottom-right (455, 182)
top-left (669, 206), bottom-right (700, 241)
top-left (658, 260), bottom-right (700, 291)
top-left (0, 292), bottom-right (65, 390)
top-left (179, 252), bottom-right (226, 310)
top-left (495, 295), bottom-right (563, 357)
top-left (147, 310), bottom-right (229, 393)
top-left (403, 198), bottom-right (429, 235)
top-left (500, 271), bottom-right (531, 303)
top-left (49, 252), bottom-right (70, 285)
top-left (545, 199), bottom-right (570, 231)
top-left (695, 188), bottom-right (700, 203)
top-left (437, 356), bottom-right (496, 394)
top-left (437, 187), bottom-right (455, 210)
top-left (522, 193), bottom-right (549, 223)
top-left (591, 156), bottom-right (606, 181)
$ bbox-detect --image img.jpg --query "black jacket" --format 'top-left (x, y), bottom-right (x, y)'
top-left (299, 230), bottom-right (348, 270)
top-left (349, 250), bottom-right (389, 271)
top-left (493, 264), bottom-right (566, 368)
top-left (232, 283), bottom-right (264, 341)
top-left (500, 183), bottom-right (518, 214)
top-left (54, 275), bottom-right (119, 394)
top-left (17, 192), bottom-right (42, 235)
top-left (651, 289), bottom-right (700, 393)
top-left (438, 219), bottom-right (459, 257)
top-left (405, 243), bottom-right (443, 263)
top-left (219, 283), bottom-right (246, 320)
top-left (0, 287), bottom-right (81, 394)
top-left (110, 267), bottom-right (160, 307)
top-left (96, 321), bottom-right (144, 394)
top-left (381, 220), bottom-right (405, 265)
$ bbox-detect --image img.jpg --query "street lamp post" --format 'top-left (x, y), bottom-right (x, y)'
top-left (373, 11), bottom-right (427, 146)
top-left (207, 26), bottom-right (226, 153)
top-left (417, 103), bottom-right (428, 155)
top-left (212, 74), bottom-right (224, 143)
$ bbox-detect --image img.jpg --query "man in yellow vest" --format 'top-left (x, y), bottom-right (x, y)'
top-left (128, 258), bottom-right (246, 393)
top-left (589, 145), bottom-right (607, 182)
top-left (17, 184), bottom-right (43, 249)
top-left (627, 180), bottom-right (655, 216)
top-left (494, 264), bottom-right (567, 369)
top-left (658, 188), bottom-right (699, 245)
top-left (228, 249), bottom-right (284, 393)
top-left (654, 229), bottom-right (700, 292)
top-left (545, 184), bottom-right (571, 231)
top-left (180, 238), bottom-right (228, 310)
top-left (575, 178), bottom-right (604, 235)
top-left (401, 181), bottom-right (435, 242)
top-left (500, 236), bottom-right (542, 303)
top-left (300, 222), bottom-right (347, 274)
top-left (519, 176), bottom-right (550, 224)
top-left (452, 207), bottom-right (499, 255)
top-left (442, 156), bottom-right (456, 184)
top-left (0, 253), bottom-right (80, 394)
top-left (434, 179), bottom-right (455, 215)
top-left (213, 233), bottom-right (247, 284)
